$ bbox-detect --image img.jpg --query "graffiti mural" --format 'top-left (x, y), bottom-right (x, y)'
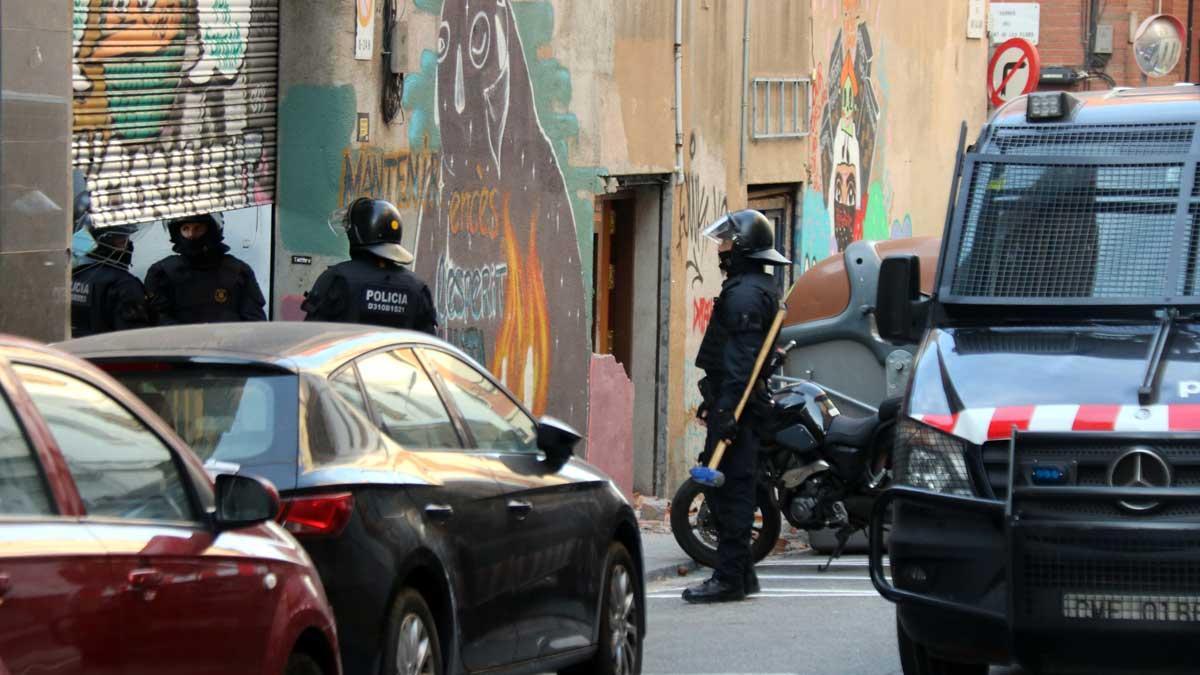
top-left (801, 0), bottom-right (911, 268)
top-left (72, 0), bottom-right (278, 228)
top-left (817, 0), bottom-right (880, 253)
top-left (679, 171), bottom-right (728, 290)
top-left (340, 145), bottom-right (440, 213)
top-left (406, 0), bottom-right (592, 429)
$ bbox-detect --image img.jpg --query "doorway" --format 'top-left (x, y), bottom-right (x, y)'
top-left (749, 184), bottom-right (800, 296)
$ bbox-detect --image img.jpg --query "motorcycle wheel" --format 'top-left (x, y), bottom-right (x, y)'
top-left (669, 479), bottom-right (782, 569)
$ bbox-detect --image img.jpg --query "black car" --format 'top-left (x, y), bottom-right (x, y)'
top-left (60, 323), bottom-right (644, 675)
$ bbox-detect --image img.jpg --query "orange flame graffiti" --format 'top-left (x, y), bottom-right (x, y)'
top-left (491, 194), bottom-right (551, 415)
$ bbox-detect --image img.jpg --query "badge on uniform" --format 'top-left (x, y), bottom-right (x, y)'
top-left (71, 280), bottom-right (91, 306)
top-left (363, 285), bottom-right (408, 315)
top-left (214, 288), bottom-right (230, 304)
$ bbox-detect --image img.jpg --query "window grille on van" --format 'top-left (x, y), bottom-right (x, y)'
top-left (949, 161), bottom-right (1187, 300)
top-left (984, 123), bottom-right (1194, 157)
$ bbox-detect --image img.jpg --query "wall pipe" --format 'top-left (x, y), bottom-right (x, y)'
top-left (739, 0), bottom-right (751, 181)
top-left (674, 0), bottom-right (684, 184)
top-left (1187, 0), bottom-right (1195, 82)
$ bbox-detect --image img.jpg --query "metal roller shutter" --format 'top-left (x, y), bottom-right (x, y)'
top-left (72, 0), bottom-right (279, 229)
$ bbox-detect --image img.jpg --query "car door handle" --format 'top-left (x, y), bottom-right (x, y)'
top-left (507, 499), bottom-right (533, 519)
top-left (127, 569), bottom-right (163, 589)
top-left (424, 504), bottom-right (455, 521)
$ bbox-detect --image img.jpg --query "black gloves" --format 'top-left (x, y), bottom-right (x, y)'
top-left (708, 408), bottom-right (738, 444)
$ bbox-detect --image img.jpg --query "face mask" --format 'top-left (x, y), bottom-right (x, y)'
top-left (718, 249), bottom-right (733, 274)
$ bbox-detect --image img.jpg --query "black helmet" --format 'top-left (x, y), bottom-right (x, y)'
top-left (702, 209), bottom-right (791, 266)
top-left (84, 223), bottom-right (141, 268)
top-left (343, 198), bottom-right (413, 265)
top-left (165, 213), bottom-right (223, 244)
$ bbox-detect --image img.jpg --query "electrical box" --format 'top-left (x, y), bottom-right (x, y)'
top-left (1040, 66), bottom-right (1085, 84)
top-left (390, 18), bottom-right (409, 74)
top-left (1095, 24), bottom-right (1114, 54)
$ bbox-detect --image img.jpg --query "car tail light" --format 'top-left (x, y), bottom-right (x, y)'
top-left (278, 493), bottom-right (355, 537)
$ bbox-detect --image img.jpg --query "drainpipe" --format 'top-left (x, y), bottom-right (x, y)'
top-left (739, 0), bottom-right (751, 182)
top-left (674, 0), bottom-right (684, 184)
top-left (1187, 0), bottom-right (1195, 82)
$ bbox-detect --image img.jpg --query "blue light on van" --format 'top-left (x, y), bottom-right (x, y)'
top-left (1031, 465), bottom-right (1068, 485)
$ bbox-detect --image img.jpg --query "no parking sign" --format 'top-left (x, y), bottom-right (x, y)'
top-left (988, 38), bottom-right (1041, 107)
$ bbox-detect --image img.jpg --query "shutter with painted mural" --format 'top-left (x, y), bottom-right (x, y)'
top-left (72, 0), bottom-right (279, 229)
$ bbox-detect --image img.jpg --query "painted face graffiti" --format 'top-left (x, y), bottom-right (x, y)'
top-left (415, 0), bottom-right (589, 427)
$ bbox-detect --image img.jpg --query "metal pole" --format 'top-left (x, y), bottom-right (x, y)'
top-left (1187, 0), bottom-right (1195, 82)
top-left (674, 0), bottom-right (684, 184)
top-left (739, 0), bottom-right (751, 181)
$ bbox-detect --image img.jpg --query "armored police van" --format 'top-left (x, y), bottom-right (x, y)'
top-left (870, 87), bottom-right (1200, 674)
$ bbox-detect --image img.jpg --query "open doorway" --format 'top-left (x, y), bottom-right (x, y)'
top-left (593, 196), bottom-right (636, 376)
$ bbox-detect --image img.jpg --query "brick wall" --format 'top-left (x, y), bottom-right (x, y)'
top-left (991, 0), bottom-right (1198, 91)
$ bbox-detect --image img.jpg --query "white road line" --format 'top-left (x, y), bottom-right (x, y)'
top-left (649, 587), bottom-right (880, 595)
top-left (756, 559), bottom-right (877, 567)
top-left (756, 574), bottom-right (870, 581)
top-left (647, 592), bottom-right (880, 599)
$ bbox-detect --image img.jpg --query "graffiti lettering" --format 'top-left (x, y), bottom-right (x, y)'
top-left (435, 255), bottom-right (510, 323)
top-left (679, 171), bottom-right (727, 289)
top-left (448, 188), bottom-right (500, 239)
top-left (341, 146), bottom-right (439, 211)
top-left (692, 297), bottom-right (714, 335)
top-left (446, 327), bottom-right (488, 365)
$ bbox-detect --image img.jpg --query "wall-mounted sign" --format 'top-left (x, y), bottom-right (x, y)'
top-left (355, 0), bottom-right (375, 60)
top-left (968, 0), bottom-right (987, 39)
top-left (990, 2), bottom-right (1040, 45)
top-left (291, 255), bottom-right (313, 266)
top-left (357, 113), bottom-right (370, 142)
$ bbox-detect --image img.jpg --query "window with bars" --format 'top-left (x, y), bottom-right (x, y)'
top-left (751, 78), bottom-right (810, 140)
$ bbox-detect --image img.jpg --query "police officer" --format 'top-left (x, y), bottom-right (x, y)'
top-left (683, 209), bottom-right (789, 604)
top-left (301, 198), bottom-right (438, 334)
top-left (70, 201), bottom-right (151, 337)
top-left (145, 213), bottom-right (267, 325)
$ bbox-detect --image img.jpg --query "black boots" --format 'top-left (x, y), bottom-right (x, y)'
top-left (745, 567), bottom-right (760, 595)
top-left (682, 576), bottom-right (745, 603)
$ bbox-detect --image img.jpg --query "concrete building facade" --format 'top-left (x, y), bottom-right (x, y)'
top-left (3, 0), bottom-right (989, 497)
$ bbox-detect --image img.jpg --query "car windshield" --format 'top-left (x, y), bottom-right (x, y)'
top-left (946, 122), bottom-right (1200, 305)
top-left (108, 363), bottom-right (299, 489)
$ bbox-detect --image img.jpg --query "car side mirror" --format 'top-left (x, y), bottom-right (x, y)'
top-left (876, 255), bottom-right (929, 344)
top-left (214, 474), bottom-right (280, 531)
top-left (537, 416), bottom-right (581, 468)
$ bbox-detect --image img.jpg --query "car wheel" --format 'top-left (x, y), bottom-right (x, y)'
top-left (383, 588), bottom-right (443, 675)
top-left (896, 611), bottom-right (987, 675)
top-left (283, 653), bottom-right (324, 675)
top-left (560, 543), bottom-right (642, 675)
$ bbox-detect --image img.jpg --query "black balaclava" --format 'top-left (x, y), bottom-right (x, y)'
top-left (88, 234), bottom-right (134, 269)
top-left (718, 249), bottom-right (761, 277)
top-left (171, 220), bottom-right (230, 263)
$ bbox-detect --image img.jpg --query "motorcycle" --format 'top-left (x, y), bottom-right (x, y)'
top-left (670, 342), bottom-right (898, 570)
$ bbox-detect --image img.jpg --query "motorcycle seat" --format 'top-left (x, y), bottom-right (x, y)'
top-left (825, 413), bottom-right (879, 449)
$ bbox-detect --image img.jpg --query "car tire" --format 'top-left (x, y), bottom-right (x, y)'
top-left (670, 480), bottom-right (781, 568)
top-left (896, 611), bottom-right (987, 675)
top-left (283, 653), bottom-right (324, 675)
top-left (560, 542), bottom-right (642, 675)
top-left (383, 588), bottom-right (443, 675)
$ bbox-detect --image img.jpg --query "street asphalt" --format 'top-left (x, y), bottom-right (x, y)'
top-left (641, 552), bottom-right (1026, 675)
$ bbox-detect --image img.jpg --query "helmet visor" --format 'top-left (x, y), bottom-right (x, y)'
top-left (327, 207), bottom-right (351, 237)
top-left (700, 214), bottom-right (734, 244)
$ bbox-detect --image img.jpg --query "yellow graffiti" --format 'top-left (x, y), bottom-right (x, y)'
top-left (491, 193), bottom-right (551, 416)
top-left (448, 188), bottom-right (500, 239)
top-left (340, 145), bottom-right (439, 211)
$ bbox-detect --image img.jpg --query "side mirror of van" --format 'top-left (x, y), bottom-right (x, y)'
top-left (876, 255), bottom-right (929, 344)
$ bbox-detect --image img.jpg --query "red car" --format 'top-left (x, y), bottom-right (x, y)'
top-left (0, 335), bottom-right (340, 675)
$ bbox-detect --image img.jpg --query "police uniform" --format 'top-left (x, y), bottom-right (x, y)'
top-left (71, 260), bottom-right (150, 337)
top-left (301, 255), bottom-right (438, 333)
top-left (145, 253), bottom-right (267, 325)
top-left (695, 269), bottom-right (779, 591)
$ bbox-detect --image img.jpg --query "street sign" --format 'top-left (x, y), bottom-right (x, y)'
top-left (988, 38), bottom-right (1041, 107)
top-left (355, 0), bottom-right (375, 60)
top-left (967, 0), bottom-right (987, 39)
top-left (990, 2), bottom-right (1040, 45)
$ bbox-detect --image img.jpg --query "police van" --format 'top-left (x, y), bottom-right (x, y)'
top-left (870, 87), bottom-right (1200, 674)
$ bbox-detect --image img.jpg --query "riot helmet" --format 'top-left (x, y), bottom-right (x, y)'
top-left (165, 212), bottom-right (228, 259)
top-left (337, 198), bottom-right (414, 265)
top-left (701, 209), bottom-right (791, 266)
